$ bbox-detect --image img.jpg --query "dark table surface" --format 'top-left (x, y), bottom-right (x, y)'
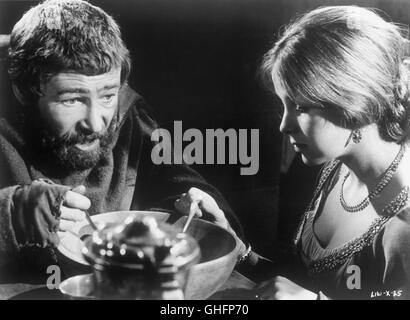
top-left (0, 270), bottom-right (256, 300)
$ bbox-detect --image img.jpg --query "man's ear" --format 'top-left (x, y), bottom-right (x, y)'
top-left (12, 84), bottom-right (26, 106)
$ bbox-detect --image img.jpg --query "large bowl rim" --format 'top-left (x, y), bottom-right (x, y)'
top-left (57, 210), bottom-right (239, 269)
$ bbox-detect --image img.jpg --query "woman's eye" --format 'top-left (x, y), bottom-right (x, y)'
top-left (295, 105), bottom-right (310, 113)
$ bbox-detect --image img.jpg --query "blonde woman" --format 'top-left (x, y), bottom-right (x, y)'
top-left (178, 6), bottom-right (410, 300)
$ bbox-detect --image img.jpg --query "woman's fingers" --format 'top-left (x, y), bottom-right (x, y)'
top-left (254, 276), bottom-right (317, 300)
top-left (189, 201), bottom-right (203, 218)
top-left (254, 278), bottom-right (278, 300)
top-left (174, 187), bottom-right (229, 229)
top-left (175, 188), bottom-right (246, 260)
top-left (188, 188), bottom-right (227, 227)
top-left (175, 192), bottom-right (201, 217)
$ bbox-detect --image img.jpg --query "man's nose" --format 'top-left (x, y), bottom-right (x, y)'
top-left (82, 104), bottom-right (106, 133)
top-left (279, 109), bottom-right (296, 134)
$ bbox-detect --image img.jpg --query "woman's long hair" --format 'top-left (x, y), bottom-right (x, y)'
top-left (261, 6), bottom-right (410, 143)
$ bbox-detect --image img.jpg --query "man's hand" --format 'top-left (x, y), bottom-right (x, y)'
top-left (59, 185), bottom-right (90, 232)
top-left (12, 179), bottom-right (90, 247)
top-left (255, 276), bottom-right (317, 300)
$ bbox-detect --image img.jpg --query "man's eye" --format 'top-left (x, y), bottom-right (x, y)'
top-left (103, 94), bottom-right (115, 101)
top-left (101, 94), bottom-right (116, 104)
top-left (61, 98), bottom-right (81, 106)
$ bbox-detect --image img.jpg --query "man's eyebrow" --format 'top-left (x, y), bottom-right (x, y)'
top-left (56, 88), bottom-right (89, 95)
top-left (55, 84), bottom-right (120, 95)
top-left (98, 84), bottom-right (121, 93)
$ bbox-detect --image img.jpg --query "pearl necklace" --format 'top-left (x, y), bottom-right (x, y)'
top-left (339, 143), bottom-right (406, 213)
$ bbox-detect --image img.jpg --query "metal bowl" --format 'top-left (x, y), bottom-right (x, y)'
top-left (57, 211), bottom-right (239, 299)
top-left (59, 274), bottom-right (96, 300)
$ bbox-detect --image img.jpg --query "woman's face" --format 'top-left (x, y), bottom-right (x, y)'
top-left (276, 83), bottom-right (351, 166)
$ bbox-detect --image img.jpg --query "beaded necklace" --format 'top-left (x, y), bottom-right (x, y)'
top-left (339, 143), bottom-right (406, 213)
top-left (293, 152), bottom-right (410, 276)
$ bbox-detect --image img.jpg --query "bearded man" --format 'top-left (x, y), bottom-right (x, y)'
top-left (0, 0), bottom-right (243, 279)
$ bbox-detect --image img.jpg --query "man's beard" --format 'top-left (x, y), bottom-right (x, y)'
top-left (27, 115), bottom-right (118, 171)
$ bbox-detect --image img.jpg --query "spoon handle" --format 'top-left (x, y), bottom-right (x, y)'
top-left (85, 210), bottom-right (98, 231)
top-left (182, 201), bottom-right (200, 233)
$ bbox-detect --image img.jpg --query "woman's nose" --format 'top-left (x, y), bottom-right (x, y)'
top-left (279, 109), bottom-right (296, 134)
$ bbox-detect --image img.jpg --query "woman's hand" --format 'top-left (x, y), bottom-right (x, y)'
top-left (174, 187), bottom-right (247, 256)
top-left (174, 187), bottom-right (229, 229)
top-left (255, 276), bottom-right (317, 300)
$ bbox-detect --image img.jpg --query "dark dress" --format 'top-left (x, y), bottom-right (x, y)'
top-left (296, 161), bottom-right (410, 300)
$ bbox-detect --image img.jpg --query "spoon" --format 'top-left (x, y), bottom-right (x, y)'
top-left (182, 201), bottom-right (200, 233)
top-left (84, 210), bottom-right (98, 231)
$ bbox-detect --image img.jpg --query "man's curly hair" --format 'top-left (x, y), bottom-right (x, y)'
top-left (8, 0), bottom-right (131, 104)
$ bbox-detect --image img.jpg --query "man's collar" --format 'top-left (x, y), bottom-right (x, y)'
top-left (117, 83), bottom-right (140, 124)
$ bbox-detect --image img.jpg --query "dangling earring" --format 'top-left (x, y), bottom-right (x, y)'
top-left (352, 129), bottom-right (362, 144)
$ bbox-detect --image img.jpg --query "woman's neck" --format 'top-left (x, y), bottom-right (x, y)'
top-left (338, 126), bottom-right (402, 189)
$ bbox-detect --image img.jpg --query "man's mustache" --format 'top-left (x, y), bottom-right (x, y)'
top-left (57, 128), bottom-right (108, 145)
top-left (34, 115), bottom-right (118, 151)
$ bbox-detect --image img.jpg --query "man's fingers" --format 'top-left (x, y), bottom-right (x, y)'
top-left (60, 206), bottom-right (86, 222)
top-left (71, 185), bottom-right (86, 195)
top-left (57, 231), bottom-right (66, 240)
top-left (59, 220), bottom-right (76, 232)
top-left (64, 190), bottom-right (91, 210)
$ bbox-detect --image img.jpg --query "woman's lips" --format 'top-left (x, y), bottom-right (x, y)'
top-left (292, 142), bottom-right (306, 152)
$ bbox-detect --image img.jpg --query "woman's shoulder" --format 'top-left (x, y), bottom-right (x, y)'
top-left (386, 207), bottom-right (410, 233)
top-left (380, 207), bottom-right (410, 254)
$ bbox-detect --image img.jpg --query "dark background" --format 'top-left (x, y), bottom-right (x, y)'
top-left (1, 0), bottom-right (410, 259)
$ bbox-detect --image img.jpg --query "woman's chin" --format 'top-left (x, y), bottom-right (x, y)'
top-left (300, 154), bottom-right (328, 167)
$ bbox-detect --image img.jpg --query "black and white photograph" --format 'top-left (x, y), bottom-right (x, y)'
top-left (1, 0), bottom-right (410, 303)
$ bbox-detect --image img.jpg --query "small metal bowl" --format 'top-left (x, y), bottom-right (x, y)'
top-left (59, 274), bottom-right (96, 300)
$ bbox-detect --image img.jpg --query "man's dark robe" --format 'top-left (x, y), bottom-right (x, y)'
top-left (0, 84), bottom-right (242, 277)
